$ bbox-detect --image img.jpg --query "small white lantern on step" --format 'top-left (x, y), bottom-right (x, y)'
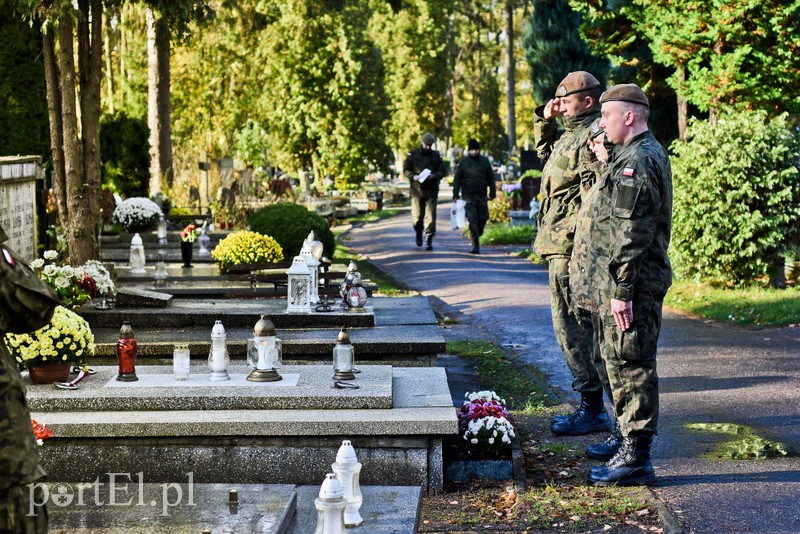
top-left (286, 256), bottom-right (312, 313)
top-left (332, 328), bottom-right (356, 381)
top-left (314, 473), bottom-right (347, 534)
top-left (208, 320), bottom-right (230, 381)
top-left (300, 237), bottom-right (321, 305)
top-left (157, 216), bottom-right (168, 245)
top-left (129, 233), bottom-right (146, 274)
top-left (246, 315), bottom-right (282, 382)
top-left (338, 261), bottom-right (358, 301)
top-left (331, 440), bottom-right (363, 527)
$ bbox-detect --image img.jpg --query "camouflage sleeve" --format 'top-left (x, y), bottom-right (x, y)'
top-left (534, 105), bottom-right (559, 162)
top-left (608, 159), bottom-right (663, 301)
top-left (578, 144), bottom-right (605, 198)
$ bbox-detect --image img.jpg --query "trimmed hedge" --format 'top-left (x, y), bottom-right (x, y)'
top-left (248, 202), bottom-right (335, 259)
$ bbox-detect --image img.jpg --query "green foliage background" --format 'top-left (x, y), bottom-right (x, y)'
top-left (670, 111), bottom-right (800, 286)
top-left (100, 112), bottom-right (150, 198)
top-left (248, 202), bottom-right (335, 259)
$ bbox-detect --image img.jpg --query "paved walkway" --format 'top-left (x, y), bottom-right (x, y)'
top-left (345, 202), bottom-right (800, 534)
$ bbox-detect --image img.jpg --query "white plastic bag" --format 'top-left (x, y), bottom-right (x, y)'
top-left (451, 200), bottom-right (467, 230)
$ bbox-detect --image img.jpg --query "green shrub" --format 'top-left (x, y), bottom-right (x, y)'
top-left (248, 202), bottom-right (335, 259)
top-left (100, 112), bottom-right (150, 198)
top-left (670, 111), bottom-right (800, 286)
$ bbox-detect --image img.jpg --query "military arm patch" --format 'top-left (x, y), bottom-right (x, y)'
top-left (622, 167), bottom-right (635, 177)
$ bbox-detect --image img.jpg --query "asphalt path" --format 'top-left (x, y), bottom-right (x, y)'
top-left (344, 200), bottom-right (800, 534)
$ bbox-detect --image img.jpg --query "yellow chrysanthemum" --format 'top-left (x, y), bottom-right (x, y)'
top-left (211, 231), bottom-right (284, 273)
top-left (4, 306), bottom-right (95, 369)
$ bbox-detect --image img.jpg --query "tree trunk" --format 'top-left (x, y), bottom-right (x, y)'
top-left (42, 29), bottom-right (67, 221)
top-left (505, 0), bottom-right (516, 155)
top-left (104, 11), bottom-right (115, 114)
top-left (147, 7), bottom-right (173, 195)
top-left (676, 64), bottom-right (688, 142)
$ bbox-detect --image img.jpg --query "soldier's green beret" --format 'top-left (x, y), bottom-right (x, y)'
top-left (589, 118), bottom-right (604, 139)
top-left (599, 84), bottom-right (649, 108)
top-left (555, 71), bottom-right (600, 98)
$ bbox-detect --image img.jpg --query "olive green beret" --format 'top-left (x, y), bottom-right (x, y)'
top-left (555, 71), bottom-right (600, 98)
top-left (599, 83), bottom-right (649, 108)
top-left (422, 133), bottom-right (436, 146)
top-left (589, 117), bottom-right (604, 139)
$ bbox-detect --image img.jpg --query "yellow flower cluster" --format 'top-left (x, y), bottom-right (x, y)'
top-left (211, 231), bottom-right (284, 273)
top-left (6, 306), bottom-right (95, 369)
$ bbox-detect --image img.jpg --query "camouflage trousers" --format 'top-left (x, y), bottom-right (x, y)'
top-left (411, 194), bottom-right (438, 237)
top-left (594, 298), bottom-right (663, 436)
top-left (0, 481), bottom-right (48, 533)
top-left (548, 257), bottom-right (608, 396)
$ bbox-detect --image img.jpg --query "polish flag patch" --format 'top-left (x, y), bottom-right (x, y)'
top-left (622, 167), bottom-right (635, 177)
top-left (2, 248), bottom-right (14, 267)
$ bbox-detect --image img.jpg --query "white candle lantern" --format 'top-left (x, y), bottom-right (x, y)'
top-left (345, 272), bottom-right (368, 309)
top-left (198, 224), bottom-right (211, 256)
top-left (129, 233), bottom-right (146, 274)
top-left (314, 473), bottom-right (347, 534)
top-left (157, 216), bottom-right (168, 245)
top-left (286, 256), bottom-right (312, 313)
top-left (173, 344), bottom-right (190, 381)
top-left (306, 230), bottom-right (325, 260)
top-left (246, 315), bottom-right (282, 382)
top-left (300, 238), bottom-right (321, 305)
top-left (208, 320), bottom-right (230, 381)
top-left (331, 440), bottom-right (363, 527)
top-left (338, 261), bottom-right (358, 301)
top-left (332, 328), bottom-right (356, 381)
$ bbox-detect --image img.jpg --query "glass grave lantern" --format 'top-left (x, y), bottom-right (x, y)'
top-left (246, 315), bottom-right (283, 382)
top-left (345, 272), bottom-right (368, 309)
top-left (286, 256), bottom-right (312, 313)
top-left (332, 328), bottom-right (356, 381)
top-left (157, 216), bottom-right (168, 245)
top-left (338, 261), bottom-right (359, 301)
top-left (306, 230), bottom-right (325, 261)
top-left (208, 320), bottom-right (230, 381)
top-left (153, 253), bottom-right (168, 285)
top-left (116, 321), bottom-right (138, 382)
top-left (300, 238), bottom-right (321, 305)
top-left (198, 223), bottom-right (211, 257)
top-left (129, 233), bottom-right (146, 274)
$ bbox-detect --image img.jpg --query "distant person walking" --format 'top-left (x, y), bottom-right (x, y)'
top-left (570, 84), bottom-right (673, 486)
top-left (0, 223), bottom-right (61, 532)
top-left (534, 71), bottom-right (611, 437)
top-left (404, 132), bottom-right (444, 251)
top-left (452, 139), bottom-right (496, 254)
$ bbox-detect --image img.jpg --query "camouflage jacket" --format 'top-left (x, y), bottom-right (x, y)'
top-left (569, 131), bottom-right (673, 322)
top-left (0, 227), bottom-right (56, 490)
top-left (403, 147), bottom-right (444, 199)
top-left (533, 107), bottom-right (601, 259)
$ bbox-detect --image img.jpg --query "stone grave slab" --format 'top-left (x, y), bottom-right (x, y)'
top-left (26, 365), bottom-right (393, 411)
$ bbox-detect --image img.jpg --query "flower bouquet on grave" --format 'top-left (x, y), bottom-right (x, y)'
top-left (112, 197), bottom-right (162, 232)
top-left (457, 390), bottom-right (516, 459)
top-left (30, 251), bottom-right (114, 309)
top-left (211, 231), bottom-right (284, 273)
top-left (180, 224), bottom-right (198, 242)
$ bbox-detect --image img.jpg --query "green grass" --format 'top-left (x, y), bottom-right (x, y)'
top-left (333, 237), bottom-right (410, 296)
top-left (446, 340), bottom-right (552, 411)
top-left (479, 222), bottom-right (537, 245)
top-left (665, 280), bottom-right (800, 327)
top-left (685, 422), bottom-right (794, 459)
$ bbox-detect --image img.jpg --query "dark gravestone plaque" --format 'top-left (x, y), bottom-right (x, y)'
top-left (520, 176), bottom-right (540, 211)
top-left (520, 149), bottom-right (542, 173)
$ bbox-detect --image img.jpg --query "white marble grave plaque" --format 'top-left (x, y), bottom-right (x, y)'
top-left (0, 157), bottom-right (41, 262)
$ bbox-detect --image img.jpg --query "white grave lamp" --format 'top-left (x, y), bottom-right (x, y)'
top-left (345, 272), bottom-right (368, 309)
top-left (198, 222), bottom-right (211, 256)
top-left (157, 216), bottom-right (168, 245)
top-left (307, 230), bottom-right (325, 261)
top-left (314, 473), bottom-right (347, 534)
top-left (246, 315), bottom-right (282, 382)
top-left (286, 256), bottom-right (312, 313)
top-left (208, 320), bottom-right (230, 381)
top-left (331, 440), bottom-right (363, 527)
top-left (300, 238), bottom-right (321, 305)
top-left (129, 233), bottom-right (146, 274)
top-left (332, 328), bottom-right (356, 381)
top-left (339, 261), bottom-right (358, 301)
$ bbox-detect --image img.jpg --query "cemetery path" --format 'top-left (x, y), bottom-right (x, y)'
top-left (344, 202), bottom-right (800, 534)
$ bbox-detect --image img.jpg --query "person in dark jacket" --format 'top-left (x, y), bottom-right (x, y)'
top-left (452, 139), bottom-right (496, 254)
top-left (403, 133), bottom-right (445, 250)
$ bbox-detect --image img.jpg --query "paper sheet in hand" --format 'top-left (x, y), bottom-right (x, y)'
top-left (418, 169), bottom-right (432, 183)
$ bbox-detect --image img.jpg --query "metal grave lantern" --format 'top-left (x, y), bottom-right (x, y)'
top-left (332, 328), bottom-right (356, 381)
top-left (246, 315), bottom-right (283, 382)
top-left (208, 320), bottom-right (231, 381)
top-left (116, 321), bottom-right (138, 382)
top-left (157, 216), bottom-right (168, 245)
top-left (314, 474), bottom-right (347, 534)
top-left (338, 261), bottom-right (359, 301)
top-left (331, 440), bottom-right (363, 527)
top-left (345, 272), bottom-right (368, 309)
top-left (286, 256), bottom-right (312, 313)
top-left (300, 237), bottom-right (321, 305)
top-left (129, 233), bottom-right (146, 274)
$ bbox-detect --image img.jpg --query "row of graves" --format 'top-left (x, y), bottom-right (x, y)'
top-left (26, 228), bottom-right (454, 533)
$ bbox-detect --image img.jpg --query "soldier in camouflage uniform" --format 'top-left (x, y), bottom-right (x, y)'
top-left (404, 133), bottom-right (445, 251)
top-left (533, 71), bottom-right (611, 436)
top-left (0, 224), bottom-right (60, 531)
top-left (570, 84), bottom-right (673, 486)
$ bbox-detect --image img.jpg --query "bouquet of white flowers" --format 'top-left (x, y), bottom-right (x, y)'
top-left (112, 197), bottom-right (162, 232)
top-left (458, 390), bottom-right (516, 458)
top-left (30, 252), bottom-right (115, 309)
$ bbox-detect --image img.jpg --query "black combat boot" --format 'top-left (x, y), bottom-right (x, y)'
top-left (425, 236), bottom-right (433, 251)
top-left (470, 239), bottom-right (480, 254)
top-left (586, 420), bottom-right (622, 461)
top-left (415, 229), bottom-right (423, 247)
top-left (588, 434), bottom-right (656, 486)
top-left (551, 390), bottom-right (611, 436)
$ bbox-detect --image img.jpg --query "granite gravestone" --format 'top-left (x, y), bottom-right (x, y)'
top-left (0, 156), bottom-right (41, 262)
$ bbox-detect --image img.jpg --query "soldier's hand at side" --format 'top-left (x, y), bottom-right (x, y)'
top-left (611, 298), bottom-right (633, 331)
top-left (543, 98), bottom-right (562, 120)
top-left (413, 175), bottom-right (420, 181)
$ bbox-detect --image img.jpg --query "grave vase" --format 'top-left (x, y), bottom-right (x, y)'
top-left (29, 362), bottom-right (71, 384)
top-left (180, 241), bottom-right (194, 268)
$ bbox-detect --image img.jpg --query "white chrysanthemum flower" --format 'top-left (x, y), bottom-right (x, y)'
top-left (55, 276), bottom-right (70, 288)
top-left (43, 250), bottom-right (59, 260)
top-left (30, 258), bottom-right (45, 269)
top-left (44, 264), bottom-right (57, 276)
